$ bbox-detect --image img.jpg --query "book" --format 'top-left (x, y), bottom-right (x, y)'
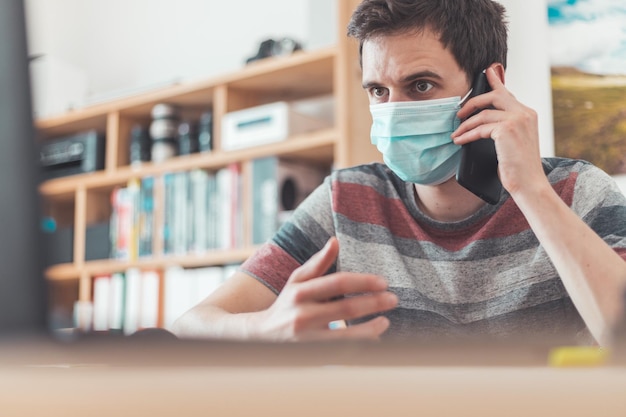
top-left (137, 176), bottom-right (155, 258)
top-left (162, 266), bottom-right (190, 331)
top-left (216, 167), bottom-right (233, 250)
top-left (206, 171), bottom-right (218, 250)
top-left (230, 163), bottom-right (243, 248)
top-left (127, 178), bottom-right (141, 261)
top-left (172, 171), bottom-right (189, 255)
top-left (110, 187), bottom-right (132, 260)
top-left (122, 267), bottom-right (142, 336)
top-left (189, 169), bottom-right (208, 254)
top-left (139, 269), bottom-right (160, 329)
top-left (92, 275), bottom-right (111, 331)
top-left (251, 157), bottom-right (280, 245)
top-left (162, 172), bottom-right (176, 255)
top-left (108, 272), bottom-right (125, 332)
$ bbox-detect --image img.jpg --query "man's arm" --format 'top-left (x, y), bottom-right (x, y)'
top-left (512, 176), bottom-right (626, 346)
top-left (453, 66), bottom-right (626, 346)
top-left (171, 238), bottom-right (398, 341)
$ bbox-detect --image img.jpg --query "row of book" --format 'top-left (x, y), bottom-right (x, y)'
top-left (108, 157), bottom-right (329, 261)
top-left (87, 264), bottom-right (240, 335)
top-left (110, 163), bottom-right (243, 261)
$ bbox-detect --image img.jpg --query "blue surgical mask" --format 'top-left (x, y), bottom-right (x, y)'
top-left (370, 93), bottom-right (470, 185)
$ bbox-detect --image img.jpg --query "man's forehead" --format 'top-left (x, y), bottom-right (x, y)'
top-left (361, 31), bottom-right (452, 76)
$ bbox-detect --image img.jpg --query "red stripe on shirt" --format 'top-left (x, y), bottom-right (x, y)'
top-left (241, 243), bottom-right (300, 292)
top-left (332, 172), bottom-right (578, 252)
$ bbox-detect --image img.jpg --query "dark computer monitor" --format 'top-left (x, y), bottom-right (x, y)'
top-left (0, 0), bottom-right (48, 336)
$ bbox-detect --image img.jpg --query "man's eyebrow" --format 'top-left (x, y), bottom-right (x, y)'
top-left (362, 70), bottom-right (444, 89)
top-left (401, 70), bottom-right (443, 83)
top-left (362, 80), bottom-right (380, 90)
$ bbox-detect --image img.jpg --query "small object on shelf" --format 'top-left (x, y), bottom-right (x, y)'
top-left (40, 216), bottom-right (74, 265)
top-left (251, 157), bottom-right (329, 244)
top-left (39, 129), bottom-right (105, 179)
top-left (178, 120), bottom-right (199, 155)
top-left (151, 103), bottom-right (179, 121)
top-left (85, 222), bottom-right (111, 261)
top-left (198, 111), bottom-right (213, 152)
top-left (245, 37), bottom-right (302, 64)
top-left (129, 124), bottom-right (151, 165)
top-left (151, 139), bottom-right (178, 163)
top-left (150, 103), bottom-right (180, 163)
top-left (221, 100), bottom-right (330, 151)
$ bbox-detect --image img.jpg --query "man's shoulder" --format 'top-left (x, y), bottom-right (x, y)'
top-left (541, 157), bottom-right (623, 207)
top-left (541, 157), bottom-right (606, 180)
top-left (542, 156), bottom-right (592, 172)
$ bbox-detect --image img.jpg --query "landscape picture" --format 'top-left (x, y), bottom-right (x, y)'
top-left (548, 0), bottom-right (626, 175)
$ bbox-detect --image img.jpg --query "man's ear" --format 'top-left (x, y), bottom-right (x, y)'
top-left (489, 63), bottom-right (506, 85)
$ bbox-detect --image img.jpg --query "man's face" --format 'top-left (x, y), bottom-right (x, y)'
top-left (361, 29), bottom-right (470, 105)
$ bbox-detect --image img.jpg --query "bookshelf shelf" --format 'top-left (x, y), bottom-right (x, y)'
top-left (46, 246), bottom-right (259, 281)
top-left (37, 0), bottom-right (379, 330)
top-left (39, 128), bottom-right (337, 199)
top-left (35, 47), bottom-right (336, 138)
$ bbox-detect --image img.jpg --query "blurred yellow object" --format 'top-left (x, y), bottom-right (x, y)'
top-left (548, 346), bottom-right (610, 367)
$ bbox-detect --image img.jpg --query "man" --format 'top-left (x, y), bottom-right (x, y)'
top-left (173, 0), bottom-right (626, 346)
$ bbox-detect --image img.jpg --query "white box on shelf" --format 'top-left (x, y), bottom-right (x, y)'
top-left (221, 98), bottom-right (333, 151)
top-left (29, 55), bottom-right (88, 119)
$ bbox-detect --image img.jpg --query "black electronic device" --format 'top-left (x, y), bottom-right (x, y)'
top-left (456, 70), bottom-right (502, 205)
top-left (178, 121), bottom-right (199, 155)
top-left (245, 37), bottom-right (302, 64)
top-left (0, 0), bottom-right (48, 336)
top-left (129, 125), bottom-right (152, 164)
top-left (39, 130), bottom-right (105, 179)
top-left (198, 111), bottom-right (213, 152)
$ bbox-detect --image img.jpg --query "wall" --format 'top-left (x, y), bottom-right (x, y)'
top-left (497, 0), bottom-right (554, 157)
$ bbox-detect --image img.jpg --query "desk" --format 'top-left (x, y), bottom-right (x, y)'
top-left (1, 336), bottom-right (625, 417)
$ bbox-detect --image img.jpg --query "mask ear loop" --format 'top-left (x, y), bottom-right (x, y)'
top-left (459, 88), bottom-right (474, 108)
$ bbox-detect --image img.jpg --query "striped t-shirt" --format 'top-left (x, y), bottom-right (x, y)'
top-left (241, 158), bottom-right (626, 342)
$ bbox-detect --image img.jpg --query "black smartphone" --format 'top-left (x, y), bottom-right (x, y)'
top-left (456, 70), bottom-right (502, 205)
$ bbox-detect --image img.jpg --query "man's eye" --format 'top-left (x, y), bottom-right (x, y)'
top-left (414, 81), bottom-right (433, 93)
top-left (371, 87), bottom-right (388, 98)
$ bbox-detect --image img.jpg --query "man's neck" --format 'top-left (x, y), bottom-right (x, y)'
top-left (413, 179), bottom-right (487, 222)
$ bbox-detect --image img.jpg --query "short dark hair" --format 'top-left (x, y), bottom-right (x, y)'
top-left (347, 0), bottom-right (508, 80)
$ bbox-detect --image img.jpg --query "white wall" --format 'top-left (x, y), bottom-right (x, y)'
top-left (497, 0), bottom-right (554, 157)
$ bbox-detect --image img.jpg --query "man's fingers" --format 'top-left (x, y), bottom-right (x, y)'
top-left (295, 272), bottom-right (388, 303)
top-left (300, 291), bottom-right (398, 329)
top-left (288, 237), bottom-right (339, 284)
top-left (321, 292), bottom-right (398, 323)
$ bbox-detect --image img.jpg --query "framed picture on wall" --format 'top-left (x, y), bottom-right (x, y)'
top-left (548, 0), bottom-right (626, 176)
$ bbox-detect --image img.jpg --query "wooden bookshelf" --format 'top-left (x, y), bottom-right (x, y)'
top-left (37, 0), bottom-right (380, 326)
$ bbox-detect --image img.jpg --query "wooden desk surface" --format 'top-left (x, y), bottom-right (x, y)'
top-left (1, 336), bottom-right (625, 417)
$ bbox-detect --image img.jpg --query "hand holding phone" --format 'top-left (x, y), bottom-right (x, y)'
top-left (455, 70), bottom-right (502, 205)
